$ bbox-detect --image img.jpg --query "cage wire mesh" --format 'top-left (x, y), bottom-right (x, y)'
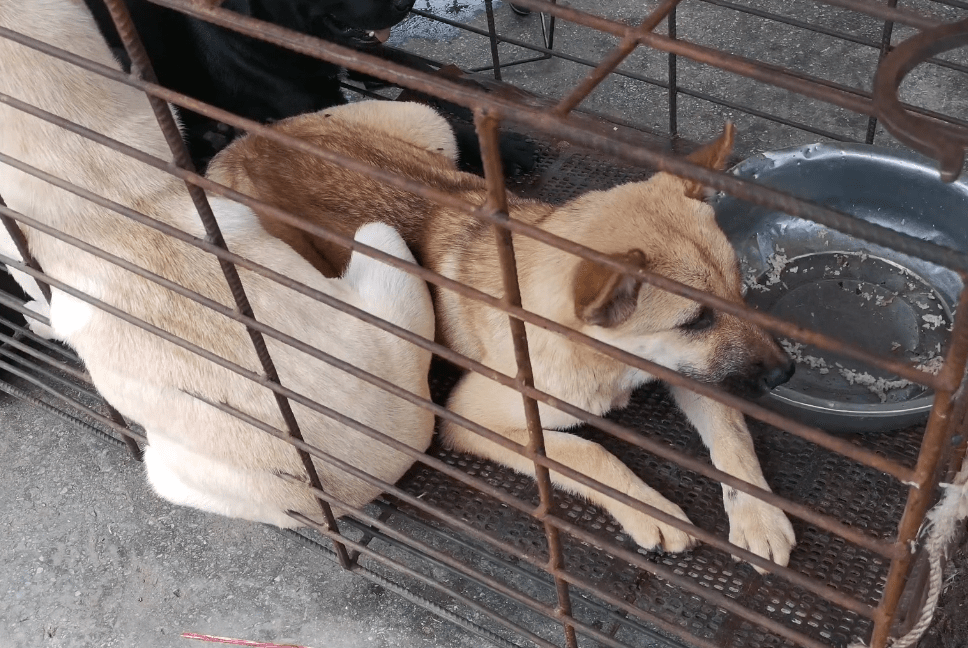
top-left (1, 1), bottom-right (968, 648)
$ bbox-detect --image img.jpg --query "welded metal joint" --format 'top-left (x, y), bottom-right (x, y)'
top-left (553, 0), bottom-right (682, 115)
top-left (873, 18), bottom-right (968, 182)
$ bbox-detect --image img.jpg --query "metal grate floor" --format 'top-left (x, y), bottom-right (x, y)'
top-left (392, 384), bottom-right (921, 647)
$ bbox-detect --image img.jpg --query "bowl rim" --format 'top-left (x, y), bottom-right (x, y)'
top-left (768, 385), bottom-right (934, 417)
top-left (724, 140), bottom-right (968, 187)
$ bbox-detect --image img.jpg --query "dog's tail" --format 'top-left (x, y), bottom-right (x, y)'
top-left (341, 223), bottom-right (434, 342)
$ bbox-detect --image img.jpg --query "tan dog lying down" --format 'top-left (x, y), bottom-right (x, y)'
top-left (0, 1), bottom-right (435, 527)
top-left (207, 100), bottom-right (798, 568)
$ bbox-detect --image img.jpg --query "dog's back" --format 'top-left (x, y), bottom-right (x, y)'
top-left (0, 0), bottom-right (436, 526)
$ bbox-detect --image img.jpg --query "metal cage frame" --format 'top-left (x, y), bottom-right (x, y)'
top-left (1, 1), bottom-right (967, 647)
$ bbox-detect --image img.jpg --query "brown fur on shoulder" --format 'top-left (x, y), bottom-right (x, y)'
top-left (209, 108), bottom-right (492, 276)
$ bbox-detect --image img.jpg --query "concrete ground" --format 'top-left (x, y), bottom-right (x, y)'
top-left (0, 391), bottom-right (479, 648)
top-left (2, 1), bottom-right (967, 647)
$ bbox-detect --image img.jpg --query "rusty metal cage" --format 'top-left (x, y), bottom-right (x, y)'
top-left (1, 1), bottom-right (967, 647)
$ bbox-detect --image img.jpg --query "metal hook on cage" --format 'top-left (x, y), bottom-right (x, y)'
top-left (873, 17), bottom-right (968, 182)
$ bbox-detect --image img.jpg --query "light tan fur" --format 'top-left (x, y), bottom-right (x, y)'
top-left (208, 100), bottom-right (798, 569)
top-left (0, 1), bottom-right (436, 527)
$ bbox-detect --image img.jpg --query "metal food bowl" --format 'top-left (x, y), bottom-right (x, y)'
top-left (713, 143), bottom-right (968, 432)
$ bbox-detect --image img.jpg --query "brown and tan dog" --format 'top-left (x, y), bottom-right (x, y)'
top-left (208, 101), bottom-right (798, 568)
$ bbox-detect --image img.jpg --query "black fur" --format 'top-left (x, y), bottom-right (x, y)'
top-left (83, 0), bottom-right (535, 175)
top-left (84, 0), bottom-right (411, 165)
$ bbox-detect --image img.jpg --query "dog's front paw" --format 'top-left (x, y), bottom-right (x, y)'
top-left (726, 490), bottom-right (795, 573)
top-left (614, 488), bottom-right (696, 553)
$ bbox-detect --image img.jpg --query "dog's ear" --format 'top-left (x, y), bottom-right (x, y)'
top-left (682, 122), bottom-right (735, 200)
top-left (574, 249), bottom-right (648, 328)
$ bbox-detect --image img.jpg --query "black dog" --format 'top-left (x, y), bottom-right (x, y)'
top-left (83, 0), bottom-right (535, 175)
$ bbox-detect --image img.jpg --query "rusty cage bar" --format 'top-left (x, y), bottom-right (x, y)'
top-left (1, 0), bottom-right (967, 647)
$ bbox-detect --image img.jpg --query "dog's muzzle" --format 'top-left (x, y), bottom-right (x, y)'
top-left (318, 0), bottom-right (416, 49)
top-left (720, 356), bottom-right (796, 399)
top-left (761, 359), bottom-right (796, 391)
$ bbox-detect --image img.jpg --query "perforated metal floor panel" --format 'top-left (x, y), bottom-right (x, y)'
top-left (391, 378), bottom-right (920, 648)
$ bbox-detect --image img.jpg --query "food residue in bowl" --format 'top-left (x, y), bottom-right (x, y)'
top-left (764, 247), bottom-right (789, 286)
top-left (743, 247), bottom-right (953, 405)
top-left (837, 368), bottom-right (914, 402)
top-left (780, 337), bottom-right (945, 402)
top-left (922, 314), bottom-right (945, 330)
top-left (779, 339), bottom-right (830, 374)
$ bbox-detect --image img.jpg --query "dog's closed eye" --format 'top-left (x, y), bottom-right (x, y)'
top-left (679, 306), bottom-right (715, 332)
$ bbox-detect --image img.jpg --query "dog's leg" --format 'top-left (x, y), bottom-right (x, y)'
top-left (669, 386), bottom-right (796, 571)
top-left (441, 371), bottom-right (696, 552)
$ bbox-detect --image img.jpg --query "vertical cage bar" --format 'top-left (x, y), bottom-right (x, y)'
top-left (0, 193), bottom-right (52, 303)
top-left (543, 2), bottom-right (557, 51)
top-left (869, 276), bottom-right (968, 648)
top-left (554, 0), bottom-right (680, 116)
top-left (99, 0), bottom-right (353, 567)
top-left (668, 6), bottom-right (679, 138)
top-left (1, 193), bottom-right (143, 459)
top-left (947, 387), bottom-right (968, 477)
top-left (868, 0), bottom-right (900, 144)
top-left (474, 109), bottom-right (577, 648)
top-left (484, 0), bottom-right (503, 80)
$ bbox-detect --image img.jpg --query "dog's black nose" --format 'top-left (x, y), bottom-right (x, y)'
top-left (761, 359), bottom-right (796, 391)
top-left (393, 0), bottom-right (416, 12)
